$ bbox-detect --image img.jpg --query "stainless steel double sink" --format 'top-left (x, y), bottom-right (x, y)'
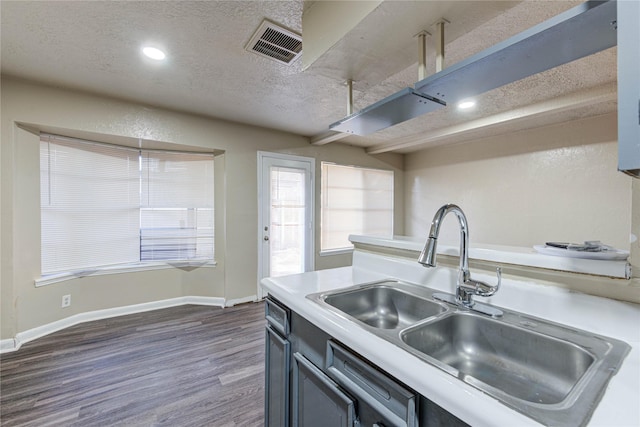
top-left (307, 280), bottom-right (630, 427)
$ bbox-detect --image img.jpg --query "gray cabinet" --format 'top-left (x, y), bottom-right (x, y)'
top-left (265, 296), bottom-right (467, 427)
top-left (265, 298), bottom-right (291, 427)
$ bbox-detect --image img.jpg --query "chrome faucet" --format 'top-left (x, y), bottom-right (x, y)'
top-left (419, 204), bottom-right (502, 317)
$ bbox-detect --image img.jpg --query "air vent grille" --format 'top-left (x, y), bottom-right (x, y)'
top-left (246, 20), bottom-right (302, 65)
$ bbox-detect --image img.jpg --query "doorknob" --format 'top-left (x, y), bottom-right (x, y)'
top-left (264, 236), bottom-right (269, 241)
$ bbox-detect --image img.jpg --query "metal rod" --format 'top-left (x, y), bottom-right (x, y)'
top-left (346, 79), bottom-right (353, 116)
top-left (417, 31), bottom-right (429, 81)
top-left (435, 21), bottom-right (446, 72)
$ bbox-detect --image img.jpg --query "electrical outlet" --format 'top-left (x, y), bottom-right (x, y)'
top-left (61, 294), bottom-right (71, 308)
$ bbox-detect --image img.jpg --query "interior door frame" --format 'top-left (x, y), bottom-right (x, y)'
top-left (257, 151), bottom-right (315, 298)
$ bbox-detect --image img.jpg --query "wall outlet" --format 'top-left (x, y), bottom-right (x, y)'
top-left (61, 294), bottom-right (71, 308)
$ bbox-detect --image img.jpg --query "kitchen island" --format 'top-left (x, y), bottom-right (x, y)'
top-left (261, 236), bottom-right (640, 427)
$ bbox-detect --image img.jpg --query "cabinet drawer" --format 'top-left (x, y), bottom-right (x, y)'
top-left (265, 296), bottom-right (290, 337)
top-left (326, 340), bottom-right (418, 427)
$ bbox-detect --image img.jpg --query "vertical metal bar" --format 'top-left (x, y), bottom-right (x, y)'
top-left (416, 31), bottom-right (429, 81)
top-left (435, 21), bottom-right (446, 72)
top-left (346, 79), bottom-right (354, 116)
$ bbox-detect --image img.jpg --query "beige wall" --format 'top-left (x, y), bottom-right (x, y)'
top-left (0, 77), bottom-right (403, 339)
top-left (405, 113), bottom-right (632, 253)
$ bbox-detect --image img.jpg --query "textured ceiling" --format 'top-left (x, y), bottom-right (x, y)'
top-left (1, 1), bottom-right (617, 153)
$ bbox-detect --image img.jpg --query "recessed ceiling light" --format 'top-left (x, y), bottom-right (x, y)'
top-left (458, 100), bottom-right (476, 110)
top-left (142, 46), bottom-right (166, 60)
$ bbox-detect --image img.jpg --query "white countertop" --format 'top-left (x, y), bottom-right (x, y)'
top-left (261, 248), bottom-right (640, 427)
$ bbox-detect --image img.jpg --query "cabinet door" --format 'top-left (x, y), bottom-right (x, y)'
top-left (618, 0), bottom-right (640, 176)
top-left (292, 352), bottom-right (357, 427)
top-left (265, 325), bottom-right (290, 427)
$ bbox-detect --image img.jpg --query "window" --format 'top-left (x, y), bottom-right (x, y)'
top-left (140, 151), bottom-right (214, 261)
top-left (321, 162), bottom-right (393, 251)
top-left (40, 134), bottom-right (214, 275)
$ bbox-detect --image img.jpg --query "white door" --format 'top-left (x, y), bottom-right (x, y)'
top-left (258, 152), bottom-right (314, 297)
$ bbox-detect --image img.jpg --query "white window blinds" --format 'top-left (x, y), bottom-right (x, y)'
top-left (321, 163), bottom-right (394, 251)
top-left (40, 135), bottom-right (214, 275)
top-left (40, 137), bottom-right (140, 273)
top-left (140, 151), bottom-right (214, 261)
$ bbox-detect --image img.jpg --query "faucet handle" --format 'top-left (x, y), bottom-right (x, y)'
top-left (478, 267), bottom-right (501, 296)
top-left (464, 267), bottom-right (501, 297)
top-left (492, 267), bottom-right (502, 293)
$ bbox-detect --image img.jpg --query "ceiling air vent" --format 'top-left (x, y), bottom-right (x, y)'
top-left (245, 20), bottom-right (302, 65)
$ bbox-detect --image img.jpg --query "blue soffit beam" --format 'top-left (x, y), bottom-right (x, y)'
top-left (329, 0), bottom-right (617, 136)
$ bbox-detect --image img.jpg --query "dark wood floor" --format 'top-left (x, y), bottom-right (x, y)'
top-left (0, 302), bottom-right (266, 427)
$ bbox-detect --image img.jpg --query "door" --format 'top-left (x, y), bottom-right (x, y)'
top-left (258, 152), bottom-right (314, 296)
top-left (292, 352), bottom-right (357, 427)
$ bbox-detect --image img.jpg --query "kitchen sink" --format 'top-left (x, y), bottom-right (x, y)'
top-left (322, 282), bottom-right (446, 329)
top-left (307, 279), bottom-right (631, 426)
top-left (399, 309), bottom-right (630, 426)
top-left (401, 312), bottom-right (595, 405)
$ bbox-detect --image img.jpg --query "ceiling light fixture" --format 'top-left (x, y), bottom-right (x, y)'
top-left (458, 100), bottom-right (476, 110)
top-left (142, 46), bottom-right (166, 60)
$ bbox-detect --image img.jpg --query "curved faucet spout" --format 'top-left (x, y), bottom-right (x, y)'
top-left (418, 204), bottom-right (469, 279)
top-left (419, 203), bottom-right (502, 312)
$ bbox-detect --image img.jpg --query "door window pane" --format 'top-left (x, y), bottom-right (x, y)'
top-left (270, 166), bottom-right (305, 277)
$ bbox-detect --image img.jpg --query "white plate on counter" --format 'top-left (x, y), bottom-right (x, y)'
top-left (533, 245), bottom-right (629, 260)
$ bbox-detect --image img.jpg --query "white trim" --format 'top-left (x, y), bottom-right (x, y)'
top-left (0, 296), bottom-right (226, 354)
top-left (35, 261), bottom-right (217, 287)
top-left (225, 295), bottom-right (259, 307)
top-left (258, 151), bottom-right (318, 165)
top-left (186, 296), bottom-right (227, 306)
top-left (1, 338), bottom-right (17, 353)
top-left (319, 247), bottom-right (354, 257)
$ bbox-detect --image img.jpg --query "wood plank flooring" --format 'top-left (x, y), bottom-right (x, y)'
top-left (0, 302), bottom-right (266, 427)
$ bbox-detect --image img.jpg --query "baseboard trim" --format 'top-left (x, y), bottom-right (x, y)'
top-left (225, 295), bottom-right (259, 307)
top-left (1, 338), bottom-right (17, 353)
top-left (1, 296), bottom-right (228, 354)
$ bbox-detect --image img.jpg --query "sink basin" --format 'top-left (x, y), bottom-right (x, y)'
top-left (400, 310), bottom-right (630, 426)
top-left (401, 312), bottom-right (594, 404)
top-left (322, 282), bottom-right (446, 329)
